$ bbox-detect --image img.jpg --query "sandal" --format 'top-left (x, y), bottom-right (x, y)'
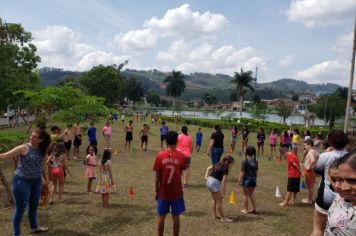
top-left (240, 209), bottom-right (248, 214)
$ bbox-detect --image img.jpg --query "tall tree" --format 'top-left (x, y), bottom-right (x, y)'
top-left (229, 90), bottom-right (239, 102)
top-left (276, 101), bottom-right (293, 124)
top-left (0, 18), bottom-right (41, 111)
top-left (164, 70), bottom-right (186, 112)
top-left (231, 68), bottom-right (255, 117)
top-left (79, 65), bottom-right (124, 106)
top-left (146, 92), bottom-right (161, 107)
top-left (124, 78), bottom-right (145, 105)
top-left (203, 92), bottom-right (217, 106)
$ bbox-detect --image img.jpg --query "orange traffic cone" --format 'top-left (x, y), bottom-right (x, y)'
top-left (128, 186), bottom-right (136, 197)
top-left (229, 191), bottom-right (236, 204)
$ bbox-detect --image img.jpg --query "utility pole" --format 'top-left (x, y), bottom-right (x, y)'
top-left (344, 15), bottom-right (356, 133)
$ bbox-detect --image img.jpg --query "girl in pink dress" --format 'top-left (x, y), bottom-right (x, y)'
top-left (96, 149), bottom-right (114, 207)
top-left (85, 145), bottom-right (97, 193)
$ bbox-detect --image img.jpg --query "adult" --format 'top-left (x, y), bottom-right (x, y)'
top-left (310, 130), bottom-right (348, 236)
top-left (0, 128), bottom-right (51, 235)
top-left (87, 122), bottom-right (97, 147)
top-left (324, 150), bottom-right (356, 235)
top-left (301, 139), bottom-right (319, 204)
top-left (241, 125), bottom-right (249, 155)
top-left (102, 122), bottom-right (111, 148)
top-left (72, 122), bottom-right (82, 159)
top-left (207, 125), bottom-right (225, 165)
top-left (177, 126), bottom-right (193, 188)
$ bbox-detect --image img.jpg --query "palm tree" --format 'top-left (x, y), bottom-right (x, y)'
top-left (231, 68), bottom-right (255, 117)
top-left (164, 71), bottom-right (186, 113)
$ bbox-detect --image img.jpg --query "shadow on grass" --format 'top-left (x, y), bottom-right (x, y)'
top-left (44, 229), bottom-right (90, 236)
top-left (184, 211), bottom-right (206, 217)
top-left (229, 215), bottom-right (264, 222)
top-left (63, 199), bottom-right (91, 205)
top-left (256, 210), bottom-right (287, 217)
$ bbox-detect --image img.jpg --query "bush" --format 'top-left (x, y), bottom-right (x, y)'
top-left (0, 132), bottom-right (27, 152)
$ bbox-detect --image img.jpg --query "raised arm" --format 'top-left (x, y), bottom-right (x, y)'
top-left (0, 144), bottom-right (27, 161)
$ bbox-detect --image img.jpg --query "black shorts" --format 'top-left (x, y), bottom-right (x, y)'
top-left (287, 177), bottom-right (300, 193)
top-left (73, 135), bottom-right (82, 147)
top-left (141, 135), bottom-right (148, 143)
top-left (126, 132), bottom-right (133, 141)
top-left (64, 140), bottom-right (72, 151)
top-left (280, 144), bottom-right (289, 148)
top-left (160, 135), bottom-right (166, 141)
top-left (90, 140), bottom-right (98, 146)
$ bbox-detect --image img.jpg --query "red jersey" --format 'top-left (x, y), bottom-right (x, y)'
top-left (153, 149), bottom-right (187, 200)
top-left (287, 152), bottom-right (301, 178)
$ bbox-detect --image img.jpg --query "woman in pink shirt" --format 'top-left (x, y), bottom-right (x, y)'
top-left (177, 126), bottom-right (193, 188)
top-left (102, 122), bottom-right (112, 148)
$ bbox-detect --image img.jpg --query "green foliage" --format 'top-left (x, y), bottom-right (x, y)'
top-left (146, 92), bottom-right (161, 107)
top-left (231, 68), bottom-right (255, 115)
top-left (252, 102), bottom-right (269, 121)
top-left (202, 93), bottom-right (218, 105)
top-left (79, 65), bottom-right (124, 106)
top-left (15, 84), bottom-right (109, 126)
top-left (164, 71), bottom-right (186, 98)
top-left (276, 101), bottom-right (293, 124)
top-left (291, 94), bottom-right (299, 101)
top-left (0, 18), bottom-right (41, 111)
top-left (124, 78), bottom-right (145, 103)
top-left (0, 132), bottom-right (27, 151)
top-left (229, 90), bottom-right (238, 102)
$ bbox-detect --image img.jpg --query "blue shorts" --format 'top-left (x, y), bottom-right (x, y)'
top-left (242, 177), bottom-right (256, 188)
top-left (206, 177), bottom-right (221, 192)
top-left (157, 196), bottom-right (185, 216)
top-left (196, 141), bottom-right (202, 146)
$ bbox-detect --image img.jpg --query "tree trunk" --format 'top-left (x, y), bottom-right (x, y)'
top-left (173, 97), bottom-right (176, 116)
top-left (240, 96), bottom-right (243, 117)
top-left (0, 165), bottom-right (14, 205)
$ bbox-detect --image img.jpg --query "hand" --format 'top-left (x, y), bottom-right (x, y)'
top-left (206, 152), bottom-right (211, 156)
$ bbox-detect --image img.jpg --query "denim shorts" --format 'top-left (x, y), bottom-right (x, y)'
top-left (206, 177), bottom-right (221, 192)
top-left (157, 196), bottom-right (185, 216)
top-left (242, 177), bottom-right (256, 188)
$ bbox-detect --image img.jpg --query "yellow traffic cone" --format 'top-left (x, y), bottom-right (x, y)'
top-left (114, 148), bottom-right (118, 155)
top-left (275, 186), bottom-right (282, 198)
top-left (229, 191), bottom-right (236, 204)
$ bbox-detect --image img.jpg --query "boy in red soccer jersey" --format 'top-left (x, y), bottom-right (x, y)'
top-left (153, 131), bottom-right (187, 236)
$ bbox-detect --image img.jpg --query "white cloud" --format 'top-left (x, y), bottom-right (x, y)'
top-left (156, 40), bottom-right (189, 61)
top-left (286, 0), bottom-right (356, 27)
top-left (113, 28), bottom-right (160, 52)
top-left (33, 25), bottom-right (130, 71)
top-left (144, 4), bottom-right (228, 38)
top-left (295, 60), bottom-right (350, 84)
top-left (331, 32), bottom-right (354, 53)
top-left (157, 41), bottom-right (268, 80)
top-left (278, 55), bottom-right (295, 66)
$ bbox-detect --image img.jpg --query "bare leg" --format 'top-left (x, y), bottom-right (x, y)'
top-left (172, 215), bottom-right (180, 236)
top-left (242, 187), bottom-right (249, 211)
top-left (87, 178), bottom-right (93, 193)
top-left (183, 168), bottom-right (190, 185)
top-left (210, 198), bottom-right (217, 219)
top-left (279, 192), bottom-right (292, 206)
top-left (212, 192), bottom-right (225, 218)
top-left (101, 194), bottom-right (105, 206)
top-left (249, 188), bottom-right (257, 211)
top-left (58, 176), bottom-right (65, 202)
top-left (310, 210), bottom-right (327, 236)
top-left (50, 178), bottom-right (57, 203)
top-left (157, 215), bottom-right (166, 236)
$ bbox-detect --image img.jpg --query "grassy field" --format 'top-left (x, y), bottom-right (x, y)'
top-left (0, 118), bottom-right (316, 236)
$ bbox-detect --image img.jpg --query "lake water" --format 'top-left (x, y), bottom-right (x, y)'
top-left (156, 110), bottom-right (326, 126)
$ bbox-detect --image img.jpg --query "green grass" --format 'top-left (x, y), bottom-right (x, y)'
top-left (0, 118), bottom-right (315, 235)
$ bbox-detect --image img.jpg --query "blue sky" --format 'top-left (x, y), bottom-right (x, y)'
top-left (0, 0), bottom-right (355, 86)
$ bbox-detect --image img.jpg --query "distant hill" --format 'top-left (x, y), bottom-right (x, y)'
top-left (39, 67), bottom-right (341, 102)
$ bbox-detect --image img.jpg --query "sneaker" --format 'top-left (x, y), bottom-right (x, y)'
top-left (221, 217), bottom-right (233, 222)
top-left (31, 226), bottom-right (49, 233)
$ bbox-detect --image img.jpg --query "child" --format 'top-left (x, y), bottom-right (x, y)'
top-left (269, 129), bottom-right (278, 160)
top-left (205, 155), bottom-right (234, 222)
top-left (87, 122), bottom-right (97, 147)
top-left (195, 127), bottom-right (203, 152)
top-left (85, 145), bottom-right (97, 194)
top-left (241, 126), bottom-right (249, 155)
top-left (239, 146), bottom-right (258, 214)
top-left (231, 125), bottom-right (239, 153)
top-left (96, 148), bottom-right (114, 207)
top-left (291, 129), bottom-right (301, 157)
top-left (159, 121), bottom-right (169, 149)
top-left (279, 147), bottom-right (301, 207)
top-left (124, 120), bottom-right (133, 151)
top-left (153, 131), bottom-right (188, 236)
top-left (256, 127), bottom-right (265, 159)
top-left (177, 126), bottom-right (193, 188)
top-left (47, 142), bottom-right (70, 203)
top-left (102, 122), bottom-right (111, 148)
top-left (140, 124), bottom-right (149, 151)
